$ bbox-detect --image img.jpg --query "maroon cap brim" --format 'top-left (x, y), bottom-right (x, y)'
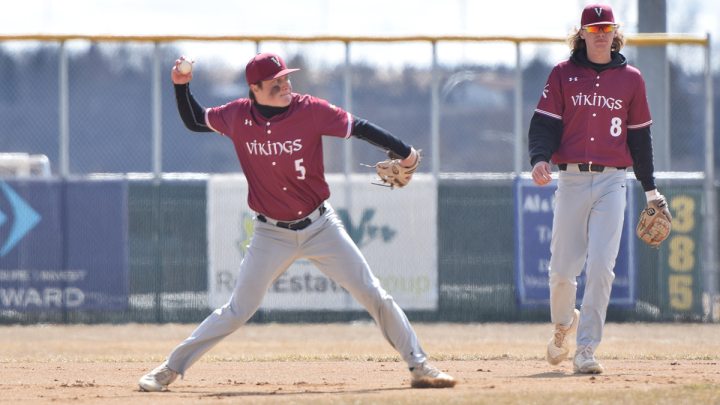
top-left (258, 68), bottom-right (300, 83)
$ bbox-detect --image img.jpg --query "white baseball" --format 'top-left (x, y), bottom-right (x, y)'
top-left (177, 59), bottom-right (193, 75)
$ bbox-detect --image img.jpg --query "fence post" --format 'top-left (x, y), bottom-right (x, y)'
top-left (344, 42), bottom-right (352, 178)
top-left (59, 41), bottom-right (69, 177)
top-left (152, 42), bottom-right (162, 180)
top-left (514, 41), bottom-right (523, 176)
top-left (703, 34), bottom-right (718, 322)
top-left (430, 41), bottom-right (440, 176)
top-left (58, 40), bottom-right (70, 322)
top-left (343, 41), bottom-right (355, 211)
top-left (151, 42), bottom-right (164, 322)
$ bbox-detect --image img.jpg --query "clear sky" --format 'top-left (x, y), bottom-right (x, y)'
top-left (1, 0), bottom-right (718, 69)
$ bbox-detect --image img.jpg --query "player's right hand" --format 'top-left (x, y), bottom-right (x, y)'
top-left (171, 56), bottom-right (193, 85)
top-left (532, 161), bottom-right (552, 186)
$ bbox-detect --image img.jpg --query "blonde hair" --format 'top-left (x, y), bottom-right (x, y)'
top-left (567, 25), bottom-right (625, 54)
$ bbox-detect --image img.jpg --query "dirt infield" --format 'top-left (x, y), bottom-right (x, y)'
top-left (1, 323), bottom-right (719, 404)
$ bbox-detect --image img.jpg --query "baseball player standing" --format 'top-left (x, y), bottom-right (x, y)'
top-left (138, 53), bottom-right (455, 391)
top-left (529, 4), bottom-right (665, 374)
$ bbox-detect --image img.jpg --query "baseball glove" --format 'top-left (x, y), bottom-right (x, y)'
top-left (370, 149), bottom-right (422, 189)
top-left (636, 195), bottom-right (672, 248)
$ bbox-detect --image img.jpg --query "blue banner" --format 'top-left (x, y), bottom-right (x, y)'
top-left (0, 179), bottom-right (128, 311)
top-left (514, 177), bottom-right (636, 308)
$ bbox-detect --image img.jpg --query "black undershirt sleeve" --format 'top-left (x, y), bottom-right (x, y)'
top-left (174, 83), bottom-right (214, 133)
top-left (528, 113), bottom-right (563, 167)
top-left (351, 115), bottom-right (412, 159)
top-left (626, 126), bottom-right (656, 191)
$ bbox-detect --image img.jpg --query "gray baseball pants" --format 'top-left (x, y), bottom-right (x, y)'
top-left (549, 165), bottom-right (627, 351)
top-left (166, 203), bottom-right (427, 376)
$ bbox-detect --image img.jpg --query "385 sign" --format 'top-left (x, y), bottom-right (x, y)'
top-left (659, 189), bottom-right (703, 316)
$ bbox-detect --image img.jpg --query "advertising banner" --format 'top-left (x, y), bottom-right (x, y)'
top-left (207, 173), bottom-right (438, 311)
top-left (0, 179), bottom-right (129, 311)
top-left (514, 177), bottom-right (636, 308)
top-left (656, 187), bottom-right (704, 317)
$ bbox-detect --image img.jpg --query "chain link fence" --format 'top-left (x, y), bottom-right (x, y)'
top-left (0, 35), bottom-right (717, 324)
top-left (0, 35), bottom-right (715, 176)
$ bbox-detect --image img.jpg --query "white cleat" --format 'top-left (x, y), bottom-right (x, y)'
top-left (547, 308), bottom-right (580, 366)
top-left (573, 346), bottom-right (604, 374)
top-left (139, 362), bottom-right (179, 392)
top-left (409, 362), bottom-right (457, 388)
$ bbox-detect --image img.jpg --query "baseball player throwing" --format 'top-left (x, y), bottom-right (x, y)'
top-left (138, 53), bottom-right (455, 391)
top-left (529, 4), bottom-right (667, 374)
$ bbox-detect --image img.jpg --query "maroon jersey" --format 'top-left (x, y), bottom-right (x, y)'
top-left (206, 93), bottom-right (352, 221)
top-left (535, 60), bottom-right (652, 167)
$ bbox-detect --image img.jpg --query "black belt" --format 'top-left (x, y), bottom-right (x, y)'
top-left (558, 164), bottom-right (626, 173)
top-left (257, 204), bottom-right (326, 231)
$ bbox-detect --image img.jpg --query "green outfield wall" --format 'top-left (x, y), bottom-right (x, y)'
top-left (0, 178), bottom-right (713, 324)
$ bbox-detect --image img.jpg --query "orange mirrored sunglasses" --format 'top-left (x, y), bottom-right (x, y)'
top-left (584, 25), bottom-right (616, 33)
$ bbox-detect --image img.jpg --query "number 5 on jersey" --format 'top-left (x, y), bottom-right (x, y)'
top-left (295, 159), bottom-right (306, 180)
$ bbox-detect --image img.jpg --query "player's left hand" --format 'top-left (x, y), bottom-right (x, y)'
top-left (636, 194), bottom-right (672, 248)
top-left (371, 148), bottom-right (422, 189)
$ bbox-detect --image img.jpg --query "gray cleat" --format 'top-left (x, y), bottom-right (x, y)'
top-left (573, 346), bottom-right (604, 374)
top-left (547, 308), bottom-right (580, 365)
top-left (409, 362), bottom-right (457, 388)
top-left (139, 362), bottom-right (178, 392)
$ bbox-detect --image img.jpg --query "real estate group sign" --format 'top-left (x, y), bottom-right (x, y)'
top-left (207, 174), bottom-right (438, 311)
